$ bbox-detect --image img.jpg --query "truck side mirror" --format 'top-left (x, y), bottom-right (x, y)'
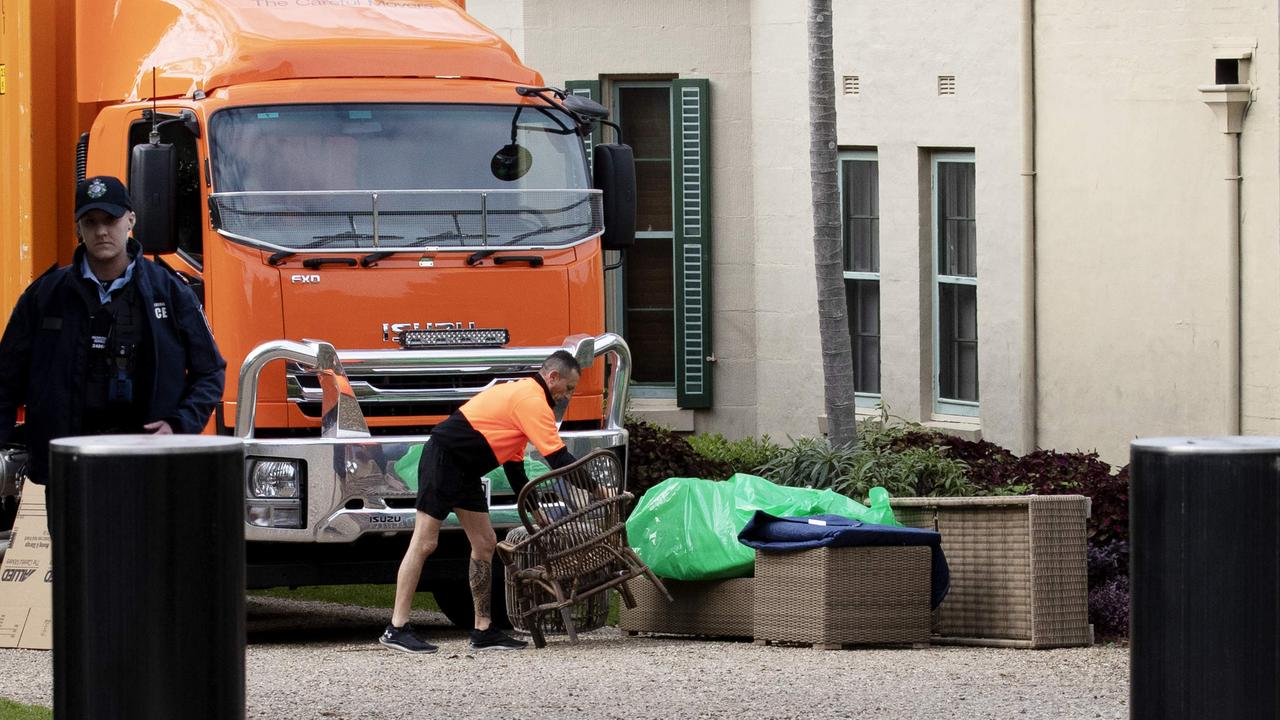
top-left (593, 144), bottom-right (636, 251)
top-left (129, 143), bottom-right (179, 255)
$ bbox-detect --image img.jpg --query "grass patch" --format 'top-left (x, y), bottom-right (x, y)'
top-left (248, 584), bottom-right (439, 612)
top-left (608, 591), bottom-right (620, 626)
top-left (0, 699), bottom-right (51, 720)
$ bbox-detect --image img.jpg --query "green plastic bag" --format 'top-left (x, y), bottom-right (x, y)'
top-left (392, 444), bottom-right (425, 491)
top-left (392, 445), bottom-right (550, 495)
top-left (483, 457), bottom-right (551, 495)
top-left (625, 473), bottom-right (902, 581)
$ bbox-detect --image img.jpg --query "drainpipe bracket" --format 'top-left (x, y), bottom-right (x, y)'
top-left (1198, 84), bottom-right (1253, 133)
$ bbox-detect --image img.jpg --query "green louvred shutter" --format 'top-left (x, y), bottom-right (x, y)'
top-left (673, 78), bottom-right (712, 409)
top-left (564, 80), bottom-right (603, 169)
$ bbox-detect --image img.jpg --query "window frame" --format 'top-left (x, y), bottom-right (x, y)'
top-left (611, 80), bottom-right (678, 398)
top-left (931, 151), bottom-right (979, 417)
top-left (837, 149), bottom-right (881, 408)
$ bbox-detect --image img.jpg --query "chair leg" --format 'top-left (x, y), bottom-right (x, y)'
top-left (624, 548), bottom-right (675, 602)
top-left (560, 606), bottom-right (579, 645)
top-left (618, 581), bottom-right (637, 610)
top-left (529, 620), bottom-right (546, 649)
top-left (645, 568), bottom-right (674, 602)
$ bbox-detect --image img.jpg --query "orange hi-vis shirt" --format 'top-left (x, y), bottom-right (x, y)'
top-left (456, 375), bottom-right (565, 464)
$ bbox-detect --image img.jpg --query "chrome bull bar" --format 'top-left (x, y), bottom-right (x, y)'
top-left (235, 333), bottom-right (631, 439)
top-left (235, 334), bottom-right (631, 542)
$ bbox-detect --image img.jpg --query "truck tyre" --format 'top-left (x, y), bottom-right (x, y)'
top-left (432, 563), bottom-right (512, 630)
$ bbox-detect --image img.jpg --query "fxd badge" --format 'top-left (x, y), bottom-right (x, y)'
top-left (153, 302), bottom-right (168, 319)
top-left (86, 178), bottom-right (108, 199)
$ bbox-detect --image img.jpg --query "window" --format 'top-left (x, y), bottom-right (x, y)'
top-left (839, 151), bottom-right (880, 401)
top-left (207, 104), bottom-right (595, 251)
top-left (932, 153), bottom-right (978, 416)
top-left (615, 83), bottom-right (676, 388)
top-left (567, 78), bottom-right (712, 408)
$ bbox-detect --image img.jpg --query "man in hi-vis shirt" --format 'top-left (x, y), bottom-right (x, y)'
top-left (380, 351), bottom-right (580, 654)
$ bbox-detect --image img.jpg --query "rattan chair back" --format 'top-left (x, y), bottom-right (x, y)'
top-left (498, 449), bottom-right (673, 646)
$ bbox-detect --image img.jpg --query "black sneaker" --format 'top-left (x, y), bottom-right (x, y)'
top-left (379, 624), bottom-right (438, 654)
top-left (469, 626), bottom-right (528, 651)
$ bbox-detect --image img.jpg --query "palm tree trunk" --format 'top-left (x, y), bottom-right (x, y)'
top-left (809, 0), bottom-right (858, 449)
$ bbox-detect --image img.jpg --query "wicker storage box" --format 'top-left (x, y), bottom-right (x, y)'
top-left (619, 577), bottom-right (754, 638)
top-left (753, 546), bottom-right (932, 648)
top-left (891, 495), bottom-right (1092, 648)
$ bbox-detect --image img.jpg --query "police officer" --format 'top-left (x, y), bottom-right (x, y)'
top-left (0, 176), bottom-right (226, 485)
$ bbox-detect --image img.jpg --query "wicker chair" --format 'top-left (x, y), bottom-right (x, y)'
top-left (495, 449), bottom-right (673, 647)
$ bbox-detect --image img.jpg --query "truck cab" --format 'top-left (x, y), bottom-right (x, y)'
top-left (2, 0), bottom-right (635, 627)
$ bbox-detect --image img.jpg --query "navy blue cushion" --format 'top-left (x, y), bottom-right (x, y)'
top-left (738, 511), bottom-right (950, 609)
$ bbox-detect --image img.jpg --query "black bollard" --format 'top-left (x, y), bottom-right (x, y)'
top-left (49, 435), bottom-right (245, 720)
top-left (1129, 437), bottom-right (1280, 720)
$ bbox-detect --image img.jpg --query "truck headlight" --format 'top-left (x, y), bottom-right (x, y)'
top-left (246, 458), bottom-right (305, 529)
top-left (249, 460), bottom-right (302, 498)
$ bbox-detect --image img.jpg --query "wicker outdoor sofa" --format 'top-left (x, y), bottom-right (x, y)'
top-left (621, 494), bottom-right (1093, 650)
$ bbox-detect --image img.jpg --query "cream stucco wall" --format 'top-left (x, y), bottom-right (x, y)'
top-left (465, 0), bottom-right (525, 58)
top-left (835, 0), bottom-right (1031, 452)
top-left (495, 0), bottom-right (763, 439)
top-left (1035, 0), bottom-right (1280, 462)
top-left (470, 1), bottom-right (1280, 463)
top-left (747, 1), bottom-right (826, 441)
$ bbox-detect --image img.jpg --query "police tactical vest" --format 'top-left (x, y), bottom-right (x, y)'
top-left (83, 280), bottom-right (150, 432)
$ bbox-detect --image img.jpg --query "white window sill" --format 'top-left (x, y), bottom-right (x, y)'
top-left (628, 398), bottom-right (695, 432)
top-left (821, 413), bottom-right (981, 442)
top-left (923, 417), bottom-right (982, 442)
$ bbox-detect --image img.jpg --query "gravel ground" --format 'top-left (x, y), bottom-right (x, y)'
top-left (0, 596), bottom-right (1128, 719)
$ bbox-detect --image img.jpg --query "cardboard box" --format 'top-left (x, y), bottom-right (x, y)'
top-left (0, 483), bottom-right (52, 650)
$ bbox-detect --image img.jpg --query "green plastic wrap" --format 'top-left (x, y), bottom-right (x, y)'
top-left (392, 445), bottom-right (550, 495)
top-left (483, 457), bottom-right (551, 495)
top-left (392, 445), bottom-right (425, 491)
top-left (625, 474), bottom-right (902, 580)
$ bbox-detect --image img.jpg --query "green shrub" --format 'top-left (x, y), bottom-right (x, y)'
top-left (624, 418), bottom-right (729, 503)
top-left (755, 436), bottom-right (860, 491)
top-left (840, 445), bottom-right (973, 499)
top-left (686, 432), bottom-right (782, 475)
top-left (755, 436), bottom-right (970, 502)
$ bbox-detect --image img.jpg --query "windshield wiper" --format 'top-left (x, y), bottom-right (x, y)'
top-left (512, 223), bottom-right (589, 242)
top-left (466, 248), bottom-right (501, 265)
top-left (311, 231), bottom-right (404, 245)
top-left (418, 231), bottom-right (492, 244)
top-left (361, 251), bottom-right (395, 267)
top-left (267, 251), bottom-right (295, 266)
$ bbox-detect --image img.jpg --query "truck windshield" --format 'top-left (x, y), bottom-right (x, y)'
top-left (208, 104), bottom-right (600, 252)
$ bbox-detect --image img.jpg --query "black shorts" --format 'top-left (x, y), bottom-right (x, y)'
top-left (414, 440), bottom-right (488, 520)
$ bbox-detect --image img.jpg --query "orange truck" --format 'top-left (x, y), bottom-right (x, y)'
top-left (0, 0), bottom-right (635, 626)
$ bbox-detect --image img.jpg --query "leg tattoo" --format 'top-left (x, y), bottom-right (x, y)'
top-left (469, 557), bottom-right (492, 621)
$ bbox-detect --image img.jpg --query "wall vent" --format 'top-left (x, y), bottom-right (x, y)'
top-left (843, 75), bottom-right (860, 95)
top-left (938, 75), bottom-right (956, 95)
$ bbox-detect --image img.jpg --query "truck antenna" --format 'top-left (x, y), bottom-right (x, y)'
top-left (149, 67), bottom-right (160, 145)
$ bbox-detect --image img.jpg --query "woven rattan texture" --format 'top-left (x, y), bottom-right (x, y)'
top-left (502, 526), bottom-right (609, 635)
top-left (753, 546), bottom-right (931, 646)
top-left (1027, 496), bottom-right (1092, 647)
top-left (891, 496), bottom-right (1091, 648)
top-left (619, 577), bottom-right (754, 638)
top-left (497, 450), bottom-right (671, 646)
